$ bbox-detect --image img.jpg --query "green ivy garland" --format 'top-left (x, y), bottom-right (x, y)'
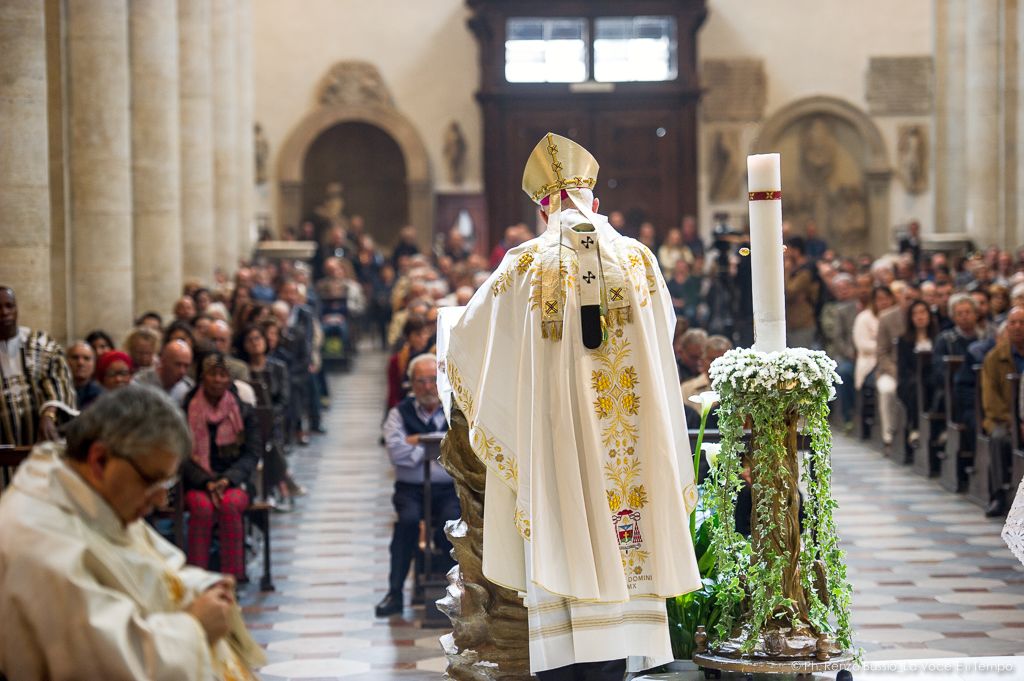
top-left (706, 348), bottom-right (852, 652)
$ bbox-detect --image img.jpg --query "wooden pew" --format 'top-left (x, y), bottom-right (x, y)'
top-left (150, 479), bottom-right (186, 549)
top-left (0, 445), bottom-right (32, 490)
top-left (416, 433), bottom-right (450, 628)
top-left (854, 386), bottom-right (875, 441)
top-left (245, 405), bottom-right (276, 591)
top-left (1009, 373), bottom-right (1023, 508)
top-left (938, 355), bottom-right (974, 494)
top-left (966, 365), bottom-right (991, 508)
top-left (913, 350), bottom-right (943, 477)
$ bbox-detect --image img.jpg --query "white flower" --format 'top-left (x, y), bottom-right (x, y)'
top-left (701, 442), bottom-right (722, 468)
top-left (689, 390), bottom-right (720, 418)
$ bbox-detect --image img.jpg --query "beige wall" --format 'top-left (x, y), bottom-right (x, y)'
top-left (700, 1), bottom-right (933, 113)
top-left (253, 0), bottom-right (482, 232)
top-left (698, 0), bottom-right (935, 248)
top-left (255, 0), bottom-right (936, 251)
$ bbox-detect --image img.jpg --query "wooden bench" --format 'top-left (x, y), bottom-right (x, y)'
top-left (150, 479), bottom-right (186, 549)
top-left (415, 433), bottom-right (450, 628)
top-left (913, 350), bottom-right (944, 478)
top-left (1008, 373), bottom-right (1023, 508)
top-left (688, 428), bottom-right (720, 483)
top-left (938, 355), bottom-right (974, 494)
top-left (244, 405), bottom-right (276, 591)
top-left (0, 445), bottom-right (32, 490)
top-left (966, 365), bottom-right (991, 508)
top-left (854, 385), bottom-right (876, 442)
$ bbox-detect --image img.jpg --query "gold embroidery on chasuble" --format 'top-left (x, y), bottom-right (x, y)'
top-left (590, 330), bottom-right (651, 580)
top-left (471, 424), bottom-right (518, 486)
top-left (164, 572), bottom-right (186, 606)
top-left (446, 359), bottom-right (474, 419)
top-left (515, 504), bottom-right (531, 540)
top-left (492, 245), bottom-right (540, 299)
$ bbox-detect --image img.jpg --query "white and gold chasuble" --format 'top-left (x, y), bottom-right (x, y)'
top-left (447, 210), bottom-right (700, 673)
top-left (0, 444), bottom-right (258, 681)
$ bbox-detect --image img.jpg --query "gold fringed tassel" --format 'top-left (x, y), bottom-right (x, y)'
top-left (541, 320), bottom-right (563, 341)
top-left (605, 305), bottom-right (632, 329)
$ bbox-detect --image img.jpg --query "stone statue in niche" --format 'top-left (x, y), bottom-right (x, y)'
top-left (897, 124), bottom-right (928, 194)
top-left (786, 116), bottom-right (868, 242)
top-left (254, 122), bottom-right (269, 185)
top-left (799, 117), bottom-right (837, 186)
top-left (443, 121), bottom-right (468, 186)
top-left (318, 61), bottom-right (394, 108)
top-left (312, 181), bottom-right (349, 234)
top-left (708, 129), bottom-right (742, 202)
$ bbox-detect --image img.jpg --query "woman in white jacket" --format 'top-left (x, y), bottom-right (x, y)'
top-left (852, 285), bottom-right (896, 398)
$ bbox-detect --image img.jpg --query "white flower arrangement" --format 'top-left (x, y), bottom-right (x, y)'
top-left (708, 347), bottom-right (841, 402)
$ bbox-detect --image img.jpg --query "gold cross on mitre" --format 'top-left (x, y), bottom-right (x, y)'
top-left (522, 132), bottom-right (600, 204)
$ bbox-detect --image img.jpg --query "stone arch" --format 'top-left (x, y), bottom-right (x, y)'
top-left (276, 62), bottom-right (432, 248)
top-left (752, 96), bottom-right (892, 255)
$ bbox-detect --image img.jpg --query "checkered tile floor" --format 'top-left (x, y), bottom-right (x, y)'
top-left (239, 350), bottom-right (1024, 680)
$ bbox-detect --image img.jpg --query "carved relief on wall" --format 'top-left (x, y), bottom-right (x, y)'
top-left (701, 59), bottom-right (767, 122)
top-left (317, 61), bottom-right (395, 108)
top-left (775, 115), bottom-right (870, 248)
top-left (706, 128), bottom-right (743, 203)
top-left (897, 124), bottom-right (928, 195)
top-left (443, 121), bottom-right (467, 186)
top-left (254, 122), bottom-right (269, 185)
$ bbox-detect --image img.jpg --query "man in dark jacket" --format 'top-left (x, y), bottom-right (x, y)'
top-left (931, 293), bottom-right (980, 426)
top-left (981, 306), bottom-right (1024, 516)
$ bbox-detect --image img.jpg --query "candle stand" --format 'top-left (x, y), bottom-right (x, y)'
top-left (693, 349), bottom-right (855, 680)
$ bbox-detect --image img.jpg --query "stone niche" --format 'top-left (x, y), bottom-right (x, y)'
top-left (276, 61), bottom-right (433, 251)
top-left (753, 96), bottom-right (892, 256)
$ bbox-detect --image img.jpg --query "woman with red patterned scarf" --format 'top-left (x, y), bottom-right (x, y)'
top-left (181, 352), bottom-right (259, 579)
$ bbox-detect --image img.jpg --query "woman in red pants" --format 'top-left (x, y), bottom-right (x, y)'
top-left (182, 352), bottom-right (259, 579)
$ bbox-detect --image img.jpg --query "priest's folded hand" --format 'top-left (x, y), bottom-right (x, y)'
top-left (187, 583), bottom-right (234, 644)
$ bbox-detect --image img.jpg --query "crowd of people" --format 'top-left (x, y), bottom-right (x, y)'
top-left (4, 211), bottom-right (1024, 617)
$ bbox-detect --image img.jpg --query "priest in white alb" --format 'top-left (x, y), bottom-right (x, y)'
top-left (0, 385), bottom-right (262, 680)
top-left (446, 133), bottom-right (701, 680)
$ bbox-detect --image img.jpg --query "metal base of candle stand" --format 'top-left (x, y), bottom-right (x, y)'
top-left (692, 623), bottom-right (855, 678)
top-left (692, 652), bottom-right (855, 679)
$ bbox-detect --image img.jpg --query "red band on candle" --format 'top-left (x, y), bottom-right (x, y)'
top-left (748, 190), bottom-right (782, 201)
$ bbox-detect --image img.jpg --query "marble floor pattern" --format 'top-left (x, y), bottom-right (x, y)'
top-left (240, 350), bottom-right (1024, 680)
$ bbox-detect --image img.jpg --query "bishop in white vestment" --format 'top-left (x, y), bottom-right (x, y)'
top-left (446, 133), bottom-right (701, 677)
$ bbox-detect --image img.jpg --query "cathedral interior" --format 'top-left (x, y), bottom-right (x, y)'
top-left (2, 1), bottom-right (1024, 680)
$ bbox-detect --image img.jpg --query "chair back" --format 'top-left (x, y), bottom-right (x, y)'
top-left (943, 355), bottom-right (965, 425)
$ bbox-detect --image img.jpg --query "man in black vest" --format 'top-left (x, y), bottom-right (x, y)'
top-left (376, 353), bottom-right (460, 617)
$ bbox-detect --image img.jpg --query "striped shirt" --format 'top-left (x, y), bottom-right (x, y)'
top-left (0, 327), bottom-right (76, 446)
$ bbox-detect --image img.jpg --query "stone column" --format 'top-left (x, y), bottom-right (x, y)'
top-left (1002, 0), bottom-right (1018, 251)
top-left (45, 0), bottom-right (70, 342)
top-left (0, 1), bottom-right (52, 331)
top-left (934, 0), bottom-right (967, 235)
top-left (964, 0), bottom-right (1001, 246)
top-left (211, 0), bottom-right (239, 273)
top-left (130, 0), bottom-right (182, 316)
top-left (236, 0), bottom-right (256, 260)
top-left (1016, 0), bottom-right (1024, 249)
top-left (67, 0), bottom-right (133, 338)
top-left (179, 0), bottom-right (215, 285)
